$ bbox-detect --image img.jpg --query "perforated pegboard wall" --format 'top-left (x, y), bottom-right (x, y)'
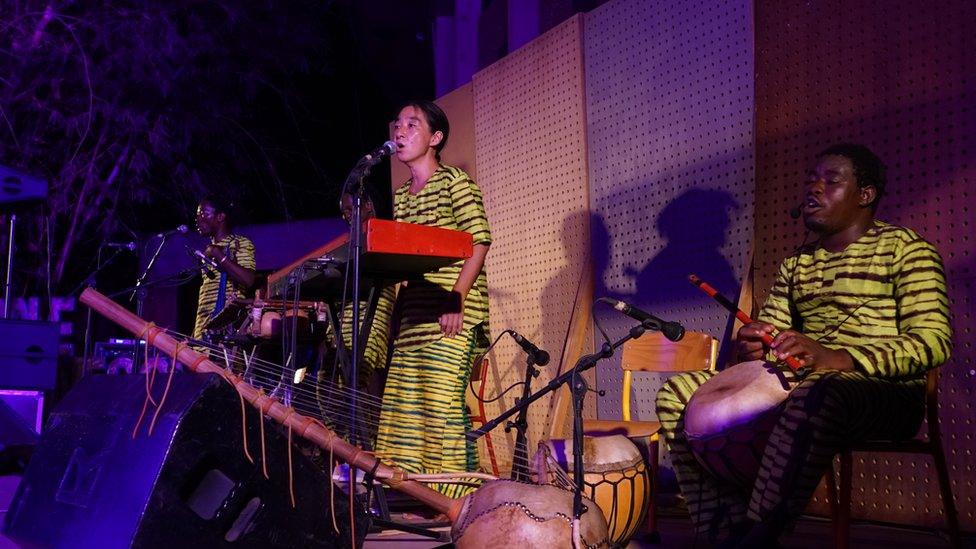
top-left (755, 0), bottom-right (976, 529)
top-left (583, 0), bottom-right (755, 439)
top-left (472, 15), bottom-right (593, 472)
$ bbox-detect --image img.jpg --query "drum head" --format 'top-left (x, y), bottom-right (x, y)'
top-left (684, 360), bottom-right (791, 439)
top-left (683, 360), bottom-right (793, 487)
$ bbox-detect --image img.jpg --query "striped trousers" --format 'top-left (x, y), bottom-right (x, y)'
top-left (655, 367), bottom-right (924, 540)
top-left (374, 329), bottom-right (479, 499)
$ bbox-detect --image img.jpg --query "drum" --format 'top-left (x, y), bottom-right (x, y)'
top-left (683, 360), bottom-right (795, 487)
top-left (534, 435), bottom-right (650, 546)
top-left (250, 307), bottom-right (313, 339)
top-left (452, 479), bottom-right (610, 548)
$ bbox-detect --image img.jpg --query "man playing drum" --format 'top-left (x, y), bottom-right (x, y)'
top-left (656, 143), bottom-right (952, 547)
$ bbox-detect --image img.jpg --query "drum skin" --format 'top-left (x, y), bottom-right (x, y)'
top-left (684, 360), bottom-right (793, 487)
top-left (537, 436), bottom-right (650, 546)
top-left (452, 480), bottom-right (610, 548)
top-left (253, 309), bottom-right (311, 339)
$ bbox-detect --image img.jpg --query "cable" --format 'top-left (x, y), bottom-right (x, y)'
top-left (466, 329), bottom-right (527, 404)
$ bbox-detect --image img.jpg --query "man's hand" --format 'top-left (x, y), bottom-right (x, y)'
top-left (736, 321), bottom-right (776, 362)
top-left (736, 322), bottom-right (855, 371)
top-left (204, 245), bottom-right (226, 264)
top-left (768, 330), bottom-right (854, 371)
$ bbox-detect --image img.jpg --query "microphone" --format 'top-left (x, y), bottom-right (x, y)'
top-left (789, 204), bottom-right (803, 219)
top-left (359, 141), bottom-right (397, 166)
top-left (156, 224), bottom-right (189, 239)
top-left (187, 247), bottom-right (219, 279)
top-left (599, 297), bottom-right (685, 342)
top-left (102, 241), bottom-right (137, 251)
top-left (508, 330), bottom-right (550, 366)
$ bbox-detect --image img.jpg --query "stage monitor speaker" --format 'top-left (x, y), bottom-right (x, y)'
top-left (0, 165), bottom-right (47, 205)
top-left (2, 372), bottom-right (366, 548)
top-left (0, 398), bottom-right (38, 474)
top-left (0, 319), bottom-right (59, 390)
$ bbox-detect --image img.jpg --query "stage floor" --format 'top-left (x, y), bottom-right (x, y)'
top-left (362, 515), bottom-right (967, 548)
top-left (1, 474), bottom-right (967, 548)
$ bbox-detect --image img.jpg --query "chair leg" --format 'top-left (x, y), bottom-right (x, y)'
top-left (930, 444), bottom-right (962, 549)
top-left (641, 436), bottom-right (660, 541)
top-left (836, 451), bottom-right (852, 549)
top-left (824, 460), bottom-right (839, 542)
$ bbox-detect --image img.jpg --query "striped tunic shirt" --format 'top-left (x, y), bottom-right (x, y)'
top-left (393, 165), bottom-right (491, 351)
top-left (758, 221), bottom-right (951, 378)
top-left (192, 234), bottom-right (256, 339)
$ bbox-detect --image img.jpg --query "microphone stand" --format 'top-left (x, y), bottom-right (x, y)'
top-left (131, 234), bottom-right (170, 318)
top-left (78, 247), bottom-right (125, 377)
top-left (469, 321), bottom-right (657, 527)
top-left (508, 349), bottom-right (544, 482)
top-left (341, 161), bottom-right (371, 451)
top-left (2, 213), bottom-right (15, 319)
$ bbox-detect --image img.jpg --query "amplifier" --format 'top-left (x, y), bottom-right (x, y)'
top-left (0, 320), bottom-right (59, 390)
top-left (92, 338), bottom-right (174, 375)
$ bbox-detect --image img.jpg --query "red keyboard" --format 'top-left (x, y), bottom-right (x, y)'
top-left (266, 219), bottom-right (473, 300)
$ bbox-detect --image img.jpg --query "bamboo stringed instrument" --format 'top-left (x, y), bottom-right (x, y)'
top-left (80, 287), bottom-right (610, 547)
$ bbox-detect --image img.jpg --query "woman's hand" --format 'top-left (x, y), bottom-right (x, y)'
top-left (439, 311), bottom-right (464, 337)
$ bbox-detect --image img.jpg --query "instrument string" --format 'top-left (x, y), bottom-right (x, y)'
top-left (159, 327), bottom-right (386, 408)
top-left (184, 332), bottom-right (386, 407)
top-left (151, 329), bottom-right (390, 432)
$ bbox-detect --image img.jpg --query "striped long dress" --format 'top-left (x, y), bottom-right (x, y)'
top-left (374, 165), bottom-right (491, 498)
top-left (655, 221), bottom-right (952, 540)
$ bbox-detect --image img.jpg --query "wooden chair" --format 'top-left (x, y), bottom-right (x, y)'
top-left (466, 356), bottom-right (501, 477)
top-left (824, 367), bottom-right (961, 549)
top-left (582, 330), bottom-right (718, 540)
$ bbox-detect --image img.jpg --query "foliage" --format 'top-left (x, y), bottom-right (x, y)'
top-left (0, 0), bottom-right (339, 291)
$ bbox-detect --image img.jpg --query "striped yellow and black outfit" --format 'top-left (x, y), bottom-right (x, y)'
top-left (656, 221), bottom-right (952, 540)
top-left (374, 165), bottom-right (491, 498)
top-left (318, 285), bottom-right (396, 391)
top-left (192, 234), bottom-right (256, 340)
top-left (317, 285), bottom-right (396, 439)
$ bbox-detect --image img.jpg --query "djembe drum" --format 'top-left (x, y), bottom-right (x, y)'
top-left (452, 480), bottom-right (610, 548)
top-left (683, 360), bottom-right (796, 487)
top-left (534, 435), bottom-right (650, 546)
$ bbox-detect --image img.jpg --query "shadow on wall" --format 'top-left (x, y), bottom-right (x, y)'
top-left (603, 188), bottom-right (741, 364)
top-left (539, 211), bottom-right (595, 354)
top-left (627, 188), bottom-right (740, 311)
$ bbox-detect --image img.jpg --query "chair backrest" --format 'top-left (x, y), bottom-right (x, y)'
top-left (621, 331), bottom-right (717, 373)
top-left (620, 331), bottom-right (717, 421)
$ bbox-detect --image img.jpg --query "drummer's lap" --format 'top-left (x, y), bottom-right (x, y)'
top-left (779, 369), bottom-right (925, 440)
top-left (655, 369), bottom-right (717, 437)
